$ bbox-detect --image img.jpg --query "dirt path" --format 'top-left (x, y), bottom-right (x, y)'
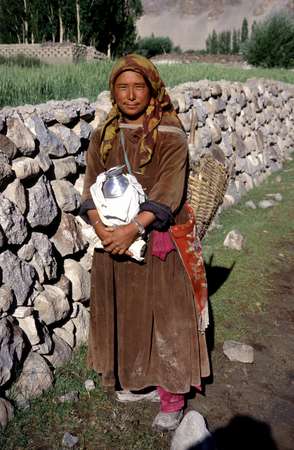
top-left (191, 239), bottom-right (294, 450)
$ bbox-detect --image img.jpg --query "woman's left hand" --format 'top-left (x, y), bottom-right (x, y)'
top-left (101, 223), bottom-right (139, 256)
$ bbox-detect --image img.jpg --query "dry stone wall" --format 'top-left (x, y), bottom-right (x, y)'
top-left (0, 43), bottom-right (107, 63)
top-left (0, 78), bottom-right (293, 424)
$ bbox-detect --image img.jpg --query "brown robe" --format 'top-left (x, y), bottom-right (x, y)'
top-left (82, 116), bottom-right (210, 394)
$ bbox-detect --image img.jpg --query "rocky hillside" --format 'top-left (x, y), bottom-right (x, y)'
top-left (137, 0), bottom-right (293, 50)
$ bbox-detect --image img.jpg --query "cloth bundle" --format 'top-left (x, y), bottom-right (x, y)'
top-left (90, 171), bottom-right (146, 262)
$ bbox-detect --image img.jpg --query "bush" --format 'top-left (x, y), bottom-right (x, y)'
top-left (136, 35), bottom-right (173, 58)
top-left (242, 13), bottom-right (294, 68)
top-left (0, 54), bottom-right (44, 68)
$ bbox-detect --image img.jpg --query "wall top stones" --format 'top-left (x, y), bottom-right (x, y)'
top-left (0, 43), bottom-right (107, 63)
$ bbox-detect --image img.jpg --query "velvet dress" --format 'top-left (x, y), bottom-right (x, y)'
top-left (81, 115), bottom-right (210, 394)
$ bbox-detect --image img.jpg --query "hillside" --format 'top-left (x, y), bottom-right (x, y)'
top-left (137, 0), bottom-right (294, 50)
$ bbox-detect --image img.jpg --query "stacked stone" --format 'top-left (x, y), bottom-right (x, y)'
top-left (0, 80), bottom-right (293, 426)
top-left (170, 78), bottom-right (294, 209)
top-left (0, 95), bottom-right (111, 424)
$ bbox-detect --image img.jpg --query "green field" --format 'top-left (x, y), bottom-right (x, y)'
top-left (1, 60), bottom-right (294, 108)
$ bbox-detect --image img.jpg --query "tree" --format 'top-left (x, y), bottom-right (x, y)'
top-left (241, 17), bottom-right (249, 42)
top-left (224, 30), bottom-right (231, 54)
top-left (242, 12), bottom-right (294, 68)
top-left (205, 34), bottom-right (212, 54)
top-left (136, 34), bottom-right (173, 57)
top-left (211, 29), bottom-right (218, 54)
top-left (232, 28), bottom-right (239, 53)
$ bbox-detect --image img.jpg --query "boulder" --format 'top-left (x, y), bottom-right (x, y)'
top-left (0, 286), bottom-right (14, 315)
top-left (72, 303), bottom-right (90, 346)
top-left (0, 251), bottom-right (35, 305)
top-left (13, 351), bottom-right (53, 400)
top-left (51, 179), bottom-right (81, 212)
top-left (245, 200), bottom-right (257, 209)
top-left (0, 134), bottom-right (18, 160)
top-left (0, 398), bottom-right (14, 429)
top-left (26, 175), bottom-right (58, 228)
top-left (12, 306), bottom-right (34, 318)
top-left (31, 232), bottom-right (58, 282)
top-left (35, 151), bottom-right (52, 172)
top-left (3, 179), bottom-right (26, 214)
top-left (223, 340), bottom-right (254, 363)
top-left (55, 320), bottom-right (76, 348)
top-left (0, 151), bottom-right (14, 191)
top-left (12, 157), bottom-right (40, 180)
top-left (44, 333), bottom-right (72, 369)
top-left (223, 230), bottom-right (245, 251)
top-left (72, 119), bottom-right (93, 140)
top-left (171, 410), bottom-right (213, 450)
top-left (53, 156), bottom-right (77, 179)
top-left (32, 322), bottom-right (53, 355)
top-left (64, 259), bottom-right (91, 302)
top-left (0, 317), bottom-right (25, 386)
top-left (49, 123), bottom-right (81, 155)
top-left (73, 173), bottom-right (85, 195)
top-left (17, 315), bottom-right (40, 346)
top-left (6, 117), bottom-right (35, 156)
top-left (51, 213), bottom-right (87, 257)
top-left (0, 194), bottom-right (28, 245)
top-left (24, 114), bottom-right (66, 157)
top-left (34, 285), bottom-right (70, 326)
top-left (258, 199), bottom-right (275, 209)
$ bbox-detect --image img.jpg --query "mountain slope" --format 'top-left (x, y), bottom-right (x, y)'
top-left (137, 0), bottom-right (293, 50)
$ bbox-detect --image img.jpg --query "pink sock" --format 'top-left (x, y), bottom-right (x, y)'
top-left (157, 386), bottom-right (185, 413)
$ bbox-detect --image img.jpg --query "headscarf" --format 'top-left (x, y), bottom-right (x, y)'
top-left (99, 54), bottom-right (182, 168)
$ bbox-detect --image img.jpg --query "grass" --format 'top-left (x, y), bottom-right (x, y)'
top-left (0, 159), bottom-right (293, 449)
top-left (1, 59), bottom-right (294, 108)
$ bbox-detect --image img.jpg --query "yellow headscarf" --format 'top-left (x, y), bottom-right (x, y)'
top-left (100, 54), bottom-right (182, 168)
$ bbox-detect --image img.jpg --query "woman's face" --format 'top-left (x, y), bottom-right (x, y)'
top-left (113, 70), bottom-right (151, 123)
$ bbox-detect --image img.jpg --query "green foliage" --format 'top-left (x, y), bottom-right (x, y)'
top-left (232, 29), bottom-right (239, 54)
top-left (136, 35), bottom-right (174, 57)
top-left (242, 12), bottom-right (294, 68)
top-left (241, 17), bottom-right (249, 42)
top-left (0, 0), bottom-right (143, 58)
top-left (1, 59), bottom-right (294, 107)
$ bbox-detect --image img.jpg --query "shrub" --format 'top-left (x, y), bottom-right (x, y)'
top-left (242, 13), bottom-right (294, 68)
top-left (136, 35), bottom-right (173, 58)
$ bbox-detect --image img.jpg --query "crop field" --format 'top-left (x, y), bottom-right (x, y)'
top-left (1, 59), bottom-right (294, 108)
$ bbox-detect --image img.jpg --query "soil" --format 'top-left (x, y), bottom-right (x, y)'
top-left (190, 239), bottom-right (294, 450)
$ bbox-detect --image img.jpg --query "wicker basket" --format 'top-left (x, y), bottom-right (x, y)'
top-left (188, 151), bottom-right (230, 240)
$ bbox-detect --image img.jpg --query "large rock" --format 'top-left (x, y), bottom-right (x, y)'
top-left (55, 320), bottom-right (76, 348)
top-left (223, 340), bottom-right (254, 363)
top-left (13, 351), bottom-right (53, 400)
top-left (72, 303), bottom-right (90, 346)
top-left (24, 115), bottom-right (66, 158)
top-left (49, 123), bottom-right (81, 155)
top-left (64, 259), bottom-right (91, 302)
top-left (32, 322), bottom-right (53, 355)
top-left (0, 317), bottom-right (25, 386)
top-left (17, 315), bottom-right (40, 346)
top-left (171, 411), bottom-right (213, 450)
top-left (44, 333), bottom-right (72, 369)
top-left (34, 285), bottom-right (70, 325)
top-left (0, 194), bottom-right (28, 245)
top-left (72, 119), bottom-right (93, 140)
top-left (53, 156), bottom-right (77, 179)
top-left (0, 251), bottom-right (35, 305)
top-left (6, 117), bottom-right (35, 156)
top-left (0, 151), bottom-right (14, 191)
top-left (35, 151), bottom-right (52, 172)
top-left (3, 179), bottom-right (26, 214)
top-left (30, 232), bottom-right (58, 282)
top-left (0, 286), bottom-right (14, 315)
top-left (12, 157), bottom-right (40, 180)
top-left (51, 213), bottom-right (87, 257)
top-left (51, 179), bottom-right (81, 212)
top-left (0, 398), bottom-right (14, 429)
top-left (223, 230), bottom-right (245, 251)
top-left (27, 175), bottom-right (58, 228)
top-left (0, 134), bottom-right (18, 160)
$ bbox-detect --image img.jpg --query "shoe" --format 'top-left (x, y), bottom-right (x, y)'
top-left (116, 389), bottom-right (160, 403)
top-left (152, 410), bottom-right (184, 432)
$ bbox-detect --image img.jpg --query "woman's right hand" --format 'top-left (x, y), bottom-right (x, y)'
top-left (94, 222), bottom-right (114, 242)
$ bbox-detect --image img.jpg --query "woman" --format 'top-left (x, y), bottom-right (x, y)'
top-left (81, 54), bottom-right (210, 431)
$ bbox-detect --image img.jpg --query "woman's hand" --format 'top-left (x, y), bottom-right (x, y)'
top-left (102, 223), bottom-right (139, 256)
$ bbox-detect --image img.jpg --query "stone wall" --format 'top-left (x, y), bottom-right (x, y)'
top-left (0, 43), bottom-right (107, 63)
top-left (0, 78), bottom-right (293, 425)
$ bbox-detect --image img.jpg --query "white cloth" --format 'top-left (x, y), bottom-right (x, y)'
top-left (90, 171), bottom-right (146, 262)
